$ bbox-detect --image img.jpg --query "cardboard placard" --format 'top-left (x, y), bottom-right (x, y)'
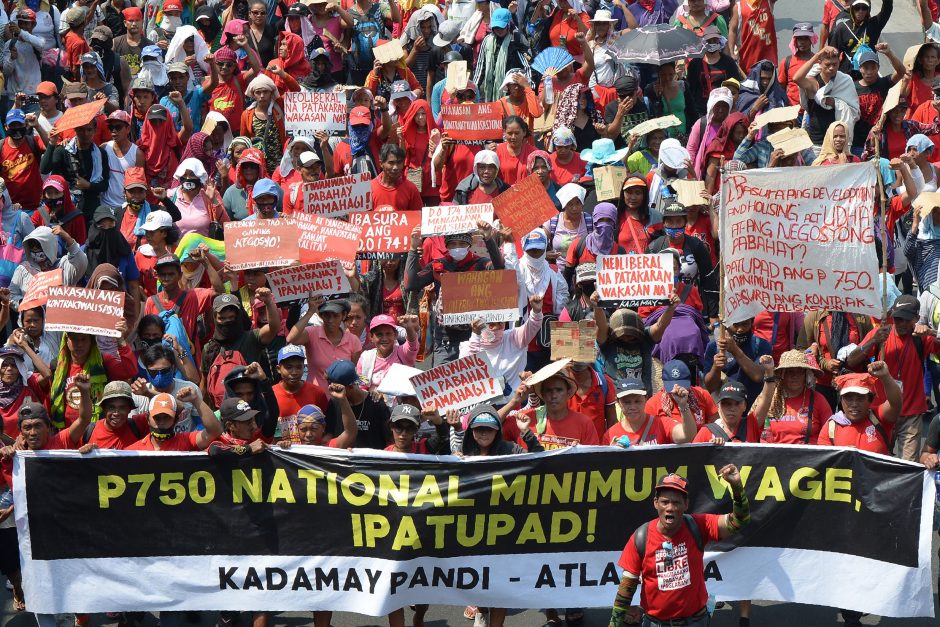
top-left (720, 162), bottom-right (880, 323)
top-left (672, 179), bottom-right (708, 208)
top-left (53, 99), bottom-right (105, 134)
top-left (265, 261), bottom-right (351, 303)
top-left (284, 91), bottom-right (346, 135)
top-left (903, 44), bottom-right (922, 71)
top-left (19, 269), bottom-right (63, 311)
top-left (421, 204), bottom-right (494, 236)
top-left (767, 127), bottom-right (813, 157)
top-left (881, 81), bottom-right (904, 120)
top-left (533, 107), bottom-right (555, 134)
top-left (224, 219), bottom-right (300, 271)
top-left (440, 103), bottom-right (505, 144)
top-left (301, 172), bottom-right (371, 217)
top-left (753, 105), bottom-right (800, 129)
top-left (373, 39), bottom-right (405, 64)
top-left (627, 114), bottom-right (681, 138)
top-left (594, 166), bottom-right (628, 201)
top-left (439, 269), bottom-right (519, 325)
top-left (45, 286), bottom-right (125, 337)
top-left (409, 353), bottom-right (503, 412)
top-left (348, 209), bottom-right (421, 259)
top-left (445, 60), bottom-right (469, 94)
top-left (596, 254), bottom-right (673, 308)
top-left (292, 213), bottom-right (363, 264)
top-left (550, 320), bottom-right (597, 362)
top-left (491, 174), bottom-right (558, 237)
top-left (914, 191), bottom-right (940, 217)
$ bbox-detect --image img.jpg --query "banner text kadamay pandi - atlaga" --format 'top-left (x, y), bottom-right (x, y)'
top-left (13, 445), bottom-right (935, 617)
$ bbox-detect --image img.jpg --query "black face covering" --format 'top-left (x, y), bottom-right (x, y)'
top-left (150, 425), bottom-right (175, 441)
top-left (215, 320), bottom-right (240, 341)
top-left (86, 227), bottom-right (132, 271)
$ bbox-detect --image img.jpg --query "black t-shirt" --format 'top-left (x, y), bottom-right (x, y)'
top-left (326, 395), bottom-right (391, 449)
top-left (926, 413), bottom-right (940, 451)
top-left (853, 75), bottom-right (893, 148)
top-left (685, 55), bottom-right (743, 117)
top-left (604, 99), bottom-right (650, 149)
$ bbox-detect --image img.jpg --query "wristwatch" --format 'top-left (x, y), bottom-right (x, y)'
top-left (763, 376), bottom-right (778, 383)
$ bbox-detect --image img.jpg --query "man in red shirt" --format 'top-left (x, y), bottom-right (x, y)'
top-left (1, 109), bottom-right (46, 210)
top-left (209, 44), bottom-right (260, 131)
top-left (126, 389), bottom-right (222, 451)
top-left (142, 253), bottom-right (220, 357)
top-left (608, 469), bottom-right (750, 627)
top-left (817, 361), bottom-right (901, 455)
top-left (371, 144), bottom-right (423, 212)
top-left (85, 381), bottom-right (150, 449)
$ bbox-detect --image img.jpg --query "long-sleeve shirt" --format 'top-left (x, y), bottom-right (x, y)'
top-left (2, 29), bottom-right (44, 97)
top-left (357, 338), bottom-right (420, 391)
top-left (459, 310), bottom-right (542, 391)
top-left (733, 136), bottom-right (815, 168)
top-left (40, 143), bottom-right (110, 217)
top-left (10, 242), bottom-right (88, 309)
top-left (828, 0), bottom-right (893, 74)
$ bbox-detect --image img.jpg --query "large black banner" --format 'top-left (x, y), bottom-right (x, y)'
top-left (14, 444), bottom-right (935, 617)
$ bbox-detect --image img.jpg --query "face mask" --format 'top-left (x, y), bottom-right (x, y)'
top-left (45, 197), bottom-right (63, 209)
top-left (480, 328), bottom-right (503, 344)
top-left (181, 177), bottom-right (200, 191)
top-left (732, 332), bottom-right (750, 345)
top-left (127, 199), bottom-right (144, 209)
top-left (448, 247), bottom-right (469, 261)
top-left (150, 425), bottom-right (175, 441)
top-left (665, 226), bottom-right (685, 239)
top-left (161, 14), bottom-right (182, 29)
top-left (30, 251), bottom-right (48, 265)
top-left (216, 320), bottom-right (240, 340)
top-left (148, 370), bottom-right (174, 389)
top-left (7, 129), bottom-right (26, 140)
top-left (704, 42), bottom-right (722, 53)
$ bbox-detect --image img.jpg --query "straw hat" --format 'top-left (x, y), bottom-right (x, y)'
top-left (525, 358), bottom-right (577, 398)
top-left (775, 349), bottom-right (822, 376)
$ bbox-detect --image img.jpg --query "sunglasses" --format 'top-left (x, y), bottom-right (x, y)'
top-left (147, 366), bottom-right (174, 378)
top-left (249, 9), bottom-right (266, 14)
top-left (217, 61), bottom-right (235, 68)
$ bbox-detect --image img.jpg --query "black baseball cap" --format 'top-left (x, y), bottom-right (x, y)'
top-left (717, 380), bottom-right (747, 402)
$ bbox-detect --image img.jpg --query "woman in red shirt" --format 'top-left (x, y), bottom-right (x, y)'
top-left (906, 43), bottom-right (940, 117)
top-left (0, 341), bottom-right (51, 439)
top-left (616, 177), bottom-right (658, 255)
top-left (548, 127), bottom-right (586, 185)
top-left (495, 116), bottom-right (535, 185)
top-left (764, 349), bottom-right (831, 445)
top-left (400, 99), bottom-right (439, 205)
top-left (531, 0), bottom-right (590, 61)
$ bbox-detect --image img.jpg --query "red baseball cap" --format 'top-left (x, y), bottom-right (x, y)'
top-left (43, 177), bottom-right (66, 193)
top-left (122, 6), bottom-right (143, 20)
top-left (123, 166), bottom-right (147, 190)
top-left (655, 473), bottom-right (688, 495)
top-left (17, 8), bottom-right (36, 21)
top-left (349, 106), bottom-right (371, 126)
top-left (163, 0), bottom-right (183, 11)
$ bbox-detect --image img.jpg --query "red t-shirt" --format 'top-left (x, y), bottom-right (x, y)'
top-left (618, 215), bottom-right (657, 255)
top-left (142, 288), bottom-right (215, 352)
top-left (857, 328), bottom-right (936, 416)
top-left (1, 429), bottom-right (76, 488)
top-left (766, 389), bottom-right (831, 444)
top-left (549, 152), bottom-right (587, 186)
top-left (0, 137), bottom-right (44, 209)
top-left (685, 214), bottom-right (716, 265)
top-left (816, 407), bottom-right (893, 454)
top-left (63, 31), bottom-right (90, 71)
top-left (273, 382), bottom-right (329, 421)
top-left (502, 408), bottom-right (600, 450)
top-left (61, 344), bottom-right (139, 427)
top-left (569, 371), bottom-right (616, 440)
top-left (547, 11), bottom-right (590, 58)
top-left (0, 374), bottom-right (47, 439)
top-left (779, 54), bottom-right (810, 107)
top-left (495, 142), bottom-right (535, 186)
top-left (332, 137), bottom-right (383, 176)
top-left (126, 431), bottom-right (203, 451)
top-left (645, 387), bottom-right (718, 430)
top-left (210, 73), bottom-right (250, 131)
top-left (691, 413), bottom-right (760, 443)
top-left (603, 415), bottom-right (672, 446)
top-left (439, 144), bottom-right (479, 203)
top-left (752, 310), bottom-right (799, 363)
top-left (88, 413), bottom-right (152, 450)
top-left (370, 176), bottom-right (423, 212)
top-left (619, 514), bottom-right (722, 620)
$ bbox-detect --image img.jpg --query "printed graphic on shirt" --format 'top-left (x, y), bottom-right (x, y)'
top-left (538, 433), bottom-right (580, 450)
top-left (655, 542), bottom-right (691, 591)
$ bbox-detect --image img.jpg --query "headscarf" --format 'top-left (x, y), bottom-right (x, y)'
top-left (526, 150), bottom-right (552, 172)
top-left (234, 148), bottom-right (268, 215)
top-left (518, 230), bottom-right (552, 295)
top-left (789, 25), bottom-right (818, 55)
top-left (271, 31), bottom-right (310, 79)
top-left (812, 121), bottom-right (852, 166)
top-left (907, 133), bottom-right (935, 156)
top-left (139, 45), bottom-right (169, 87)
top-left (400, 6), bottom-right (442, 46)
top-left (400, 99), bottom-right (437, 157)
top-left (552, 126), bottom-right (576, 147)
top-left (50, 333), bottom-right (107, 428)
top-left (86, 214), bottom-right (133, 280)
top-left (586, 202), bottom-right (617, 255)
top-left (554, 83), bottom-right (603, 133)
top-left (180, 131), bottom-right (215, 176)
top-left (284, 8), bottom-right (316, 48)
top-left (736, 60), bottom-right (789, 115)
top-left (140, 107), bottom-right (183, 183)
top-left (175, 157), bottom-right (210, 185)
top-left (278, 136), bottom-right (316, 181)
top-left (196, 5), bottom-right (222, 44)
top-left (38, 175), bottom-right (77, 224)
top-left (693, 86), bottom-right (734, 175)
top-left (166, 25), bottom-right (211, 82)
top-left (705, 112), bottom-right (749, 161)
top-left (202, 111), bottom-right (234, 153)
top-left (88, 263), bottom-right (135, 328)
top-left (80, 51), bottom-right (105, 82)
top-left (245, 73), bottom-right (280, 102)
top-left (0, 348), bottom-right (28, 409)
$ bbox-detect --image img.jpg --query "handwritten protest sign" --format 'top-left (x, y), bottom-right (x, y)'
top-left (265, 261), bottom-right (350, 303)
top-left (224, 220), bottom-right (300, 271)
top-left (439, 269), bottom-right (519, 325)
top-left (440, 103), bottom-right (505, 143)
top-left (284, 91), bottom-right (346, 135)
top-left (594, 166), bottom-right (627, 201)
top-left (45, 287), bottom-right (125, 337)
top-left (292, 214), bottom-right (363, 263)
top-left (445, 61), bottom-right (468, 93)
top-left (550, 320), bottom-right (597, 362)
top-left (421, 204), bottom-right (493, 236)
top-left (720, 162), bottom-right (880, 324)
top-left (409, 353), bottom-right (504, 412)
top-left (491, 174), bottom-right (557, 237)
top-left (53, 100), bottom-right (105, 133)
top-left (302, 172), bottom-right (371, 217)
top-left (348, 210), bottom-right (420, 259)
top-left (597, 254), bottom-right (673, 308)
top-left (20, 269), bottom-right (63, 311)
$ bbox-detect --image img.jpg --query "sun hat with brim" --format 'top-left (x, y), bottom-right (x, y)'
top-left (658, 138), bottom-right (689, 170)
top-left (775, 349), bottom-right (822, 376)
top-left (580, 138), bottom-right (629, 165)
top-left (467, 404), bottom-right (501, 430)
top-left (98, 381), bottom-right (135, 406)
top-left (591, 9), bottom-right (617, 22)
top-left (526, 358), bottom-right (577, 398)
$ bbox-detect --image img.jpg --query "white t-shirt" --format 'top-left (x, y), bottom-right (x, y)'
top-left (101, 141), bottom-right (140, 207)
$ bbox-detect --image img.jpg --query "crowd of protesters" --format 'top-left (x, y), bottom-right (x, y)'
top-left (0, 0), bottom-right (939, 624)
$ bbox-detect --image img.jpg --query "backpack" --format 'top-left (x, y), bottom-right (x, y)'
top-left (205, 334), bottom-right (250, 407)
top-left (633, 514), bottom-right (704, 560)
top-left (826, 411), bottom-right (890, 449)
top-left (351, 3), bottom-right (383, 71)
top-left (149, 291), bottom-right (200, 356)
top-left (548, 212), bottom-right (594, 244)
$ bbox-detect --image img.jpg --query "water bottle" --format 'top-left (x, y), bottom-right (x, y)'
top-left (759, 416), bottom-right (772, 443)
top-left (543, 74), bottom-right (554, 105)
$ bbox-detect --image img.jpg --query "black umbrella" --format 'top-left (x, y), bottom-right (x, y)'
top-left (610, 24), bottom-right (706, 65)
